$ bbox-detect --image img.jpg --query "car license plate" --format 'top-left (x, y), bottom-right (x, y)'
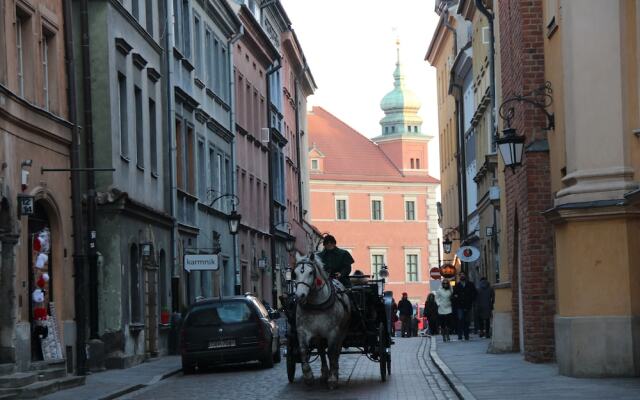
top-left (208, 339), bottom-right (235, 349)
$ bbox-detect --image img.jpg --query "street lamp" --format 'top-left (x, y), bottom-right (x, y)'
top-left (497, 81), bottom-right (555, 171)
top-left (443, 238), bottom-right (453, 254)
top-left (208, 191), bottom-right (241, 235)
top-left (274, 221), bottom-right (296, 253)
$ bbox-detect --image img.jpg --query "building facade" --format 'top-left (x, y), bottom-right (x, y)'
top-left (76, 0), bottom-right (174, 367)
top-left (230, 0), bottom-right (278, 301)
top-left (308, 46), bottom-right (439, 306)
top-left (0, 0), bottom-right (76, 372)
top-left (542, 0), bottom-right (640, 376)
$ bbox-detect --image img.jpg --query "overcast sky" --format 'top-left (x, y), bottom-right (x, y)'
top-left (280, 0), bottom-right (442, 178)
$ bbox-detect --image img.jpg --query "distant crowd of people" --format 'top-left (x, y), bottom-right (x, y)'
top-left (391, 273), bottom-right (495, 341)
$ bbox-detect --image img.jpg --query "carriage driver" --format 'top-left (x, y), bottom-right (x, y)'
top-left (318, 235), bottom-right (354, 288)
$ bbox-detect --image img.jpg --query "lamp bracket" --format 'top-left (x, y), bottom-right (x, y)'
top-left (207, 189), bottom-right (240, 209)
top-left (498, 81), bottom-right (554, 130)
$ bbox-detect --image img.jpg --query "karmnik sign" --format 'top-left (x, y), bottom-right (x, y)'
top-left (184, 254), bottom-right (219, 272)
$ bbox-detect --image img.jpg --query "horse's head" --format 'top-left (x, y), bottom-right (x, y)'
top-left (293, 252), bottom-right (327, 304)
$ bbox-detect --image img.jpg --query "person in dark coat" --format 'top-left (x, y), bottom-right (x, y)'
top-left (398, 292), bottom-right (414, 338)
top-left (423, 293), bottom-right (439, 336)
top-left (476, 277), bottom-right (495, 338)
top-left (452, 272), bottom-right (477, 340)
top-left (318, 235), bottom-right (354, 288)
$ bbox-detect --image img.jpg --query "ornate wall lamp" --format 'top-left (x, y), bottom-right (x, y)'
top-left (497, 81), bottom-right (555, 171)
top-left (273, 221), bottom-right (296, 252)
top-left (208, 191), bottom-right (242, 235)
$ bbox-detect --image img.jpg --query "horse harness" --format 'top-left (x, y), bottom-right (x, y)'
top-left (295, 259), bottom-right (349, 312)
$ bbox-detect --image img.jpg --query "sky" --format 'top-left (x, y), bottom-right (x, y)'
top-left (280, 0), bottom-right (442, 178)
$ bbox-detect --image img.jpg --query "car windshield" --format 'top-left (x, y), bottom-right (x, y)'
top-left (186, 302), bottom-right (253, 326)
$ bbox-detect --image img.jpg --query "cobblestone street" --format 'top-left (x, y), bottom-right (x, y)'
top-left (123, 337), bottom-right (455, 400)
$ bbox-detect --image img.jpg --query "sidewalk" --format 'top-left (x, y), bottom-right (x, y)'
top-left (429, 336), bottom-right (640, 400)
top-left (40, 356), bottom-right (181, 400)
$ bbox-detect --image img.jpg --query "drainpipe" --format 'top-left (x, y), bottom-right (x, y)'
top-left (63, 0), bottom-right (88, 375)
top-left (452, 82), bottom-right (467, 245)
top-left (228, 26), bottom-right (244, 295)
top-left (164, 0), bottom-right (179, 310)
top-left (79, 0), bottom-right (99, 341)
top-left (442, 8), bottom-right (457, 55)
top-left (293, 79), bottom-right (304, 235)
top-left (265, 60), bottom-right (281, 306)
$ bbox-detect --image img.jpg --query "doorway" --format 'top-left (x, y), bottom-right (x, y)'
top-left (28, 201), bottom-right (52, 361)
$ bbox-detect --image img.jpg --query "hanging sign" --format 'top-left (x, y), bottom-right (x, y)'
top-left (184, 254), bottom-right (219, 272)
top-left (18, 194), bottom-right (34, 216)
top-left (456, 246), bottom-right (481, 262)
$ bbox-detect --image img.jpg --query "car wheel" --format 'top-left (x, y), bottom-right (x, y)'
top-left (273, 345), bottom-right (282, 364)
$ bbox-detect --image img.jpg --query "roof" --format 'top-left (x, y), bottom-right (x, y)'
top-left (307, 107), bottom-right (439, 184)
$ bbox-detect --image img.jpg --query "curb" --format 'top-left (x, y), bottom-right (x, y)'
top-left (96, 367), bottom-right (182, 400)
top-left (428, 338), bottom-right (478, 400)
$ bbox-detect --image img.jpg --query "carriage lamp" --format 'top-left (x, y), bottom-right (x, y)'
top-left (496, 127), bottom-right (525, 171)
top-left (285, 234), bottom-right (296, 253)
top-left (284, 268), bottom-right (292, 282)
top-left (378, 265), bottom-right (389, 279)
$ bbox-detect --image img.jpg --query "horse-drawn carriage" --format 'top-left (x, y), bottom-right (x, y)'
top-left (281, 254), bottom-right (394, 386)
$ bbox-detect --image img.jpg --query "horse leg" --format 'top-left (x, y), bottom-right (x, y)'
top-left (319, 346), bottom-right (329, 383)
top-left (298, 333), bottom-right (314, 385)
top-left (327, 336), bottom-right (342, 390)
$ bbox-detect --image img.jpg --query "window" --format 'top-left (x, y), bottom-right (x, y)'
top-left (135, 86), bottom-right (144, 169)
top-left (118, 73), bottom-right (129, 158)
top-left (149, 98), bottom-right (158, 175)
top-left (132, 0), bottom-right (139, 21)
top-left (410, 158), bottom-right (415, 169)
top-left (391, 126), bottom-right (395, 133)
top-left (197, 139), bottom-right (205, 198)
top-left (205, 28), bottom-right (212, 87)
top-left (405, 200), bottom-right (416, 220)
top-left (182, 0), bottom-right (190, 57)
top-left (16, 12), bottom-right (29, 98)
top-left (130, 244), bottom-right (141, 323)
top-left (482, 26), bottom-right (490, 44)
top-left (416, 159), bottom-right (421, 169)
top-left (311, 159), bottom-right (318, 170)
top-left (371, 199), bottom-right (382, 220)
top-left (194, 14), bottom-right (202, 72)
top-left (336, 199), bottom-right (347, 220)
top-left (175, 119), bottom-right (184, 188)
top-left (186, 125), bottom-right (194, 192)
top-left (385, 126), bottom-right (389, 134)
top-left (406, 254), bottom-right (419, 282)
top-left (42, 31), bottom-right (53, 110)
top-left (213, 39), bottom-right (220, 95)
top-left (371, 254), bottom-right (385, 279)
top-left (173, 0), bottom-right (181, 49)
top-left (209, 147), bottom-right (216, 192)
top-left (145, 0), bottom-right (153, 34)
top-left (216, 154), bottom-right (222, 195)
top-left (221, 46), bottom-right (228, 101)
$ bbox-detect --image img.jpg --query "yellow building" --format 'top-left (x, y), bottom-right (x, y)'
top-left (426, 1), bottom-right (462, 264)
top-left (543, 0), bottom-right (640, 376)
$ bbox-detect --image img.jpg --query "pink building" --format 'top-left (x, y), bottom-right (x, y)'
top-left (307, 43), bottom-right (439, 306)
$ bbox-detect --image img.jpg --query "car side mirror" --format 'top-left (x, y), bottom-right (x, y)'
top-left (269, 310), bottom-right (281, 320)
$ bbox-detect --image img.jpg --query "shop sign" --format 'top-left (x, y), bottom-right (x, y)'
top-left (184, 254), bottom-right (219, 272)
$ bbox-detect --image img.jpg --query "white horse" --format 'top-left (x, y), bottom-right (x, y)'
top-left (293, 253), bottom-right (351, 389)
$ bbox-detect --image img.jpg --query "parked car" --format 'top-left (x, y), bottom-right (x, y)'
top-left (180, 295), bottom-right (281, 373)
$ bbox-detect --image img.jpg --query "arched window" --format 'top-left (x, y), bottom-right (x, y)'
top-left (130, 244), bottom-right (142, 323)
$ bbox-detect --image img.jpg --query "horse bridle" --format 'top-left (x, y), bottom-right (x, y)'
top-left (294, 259), bottom-right (321, 292)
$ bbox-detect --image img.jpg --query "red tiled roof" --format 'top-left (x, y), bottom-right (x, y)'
top-left (308, 107), bottom-right (439, 184)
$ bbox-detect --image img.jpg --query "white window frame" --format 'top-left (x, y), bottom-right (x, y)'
top-left (335, 195), bottom-right (348, 221)
top-left (16, 17), bottom-right (24, 97)
top-left (404, 197), bottom-right (417, 221)
top-left (370, 250), bottom-right (387, 280)
top-left (370, 196), bottom-right (384, 221)
top-left (404, 250), bottom-right (421, 283)
top-left (482, 26), bottom-right (490, 44)
top-left (42, 34), bottom-right (49, 110)
top-left (311, 159), bottom-right (319, 170)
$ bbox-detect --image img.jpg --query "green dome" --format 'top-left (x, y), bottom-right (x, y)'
top-left (378, 40), bottom-right (423, 136)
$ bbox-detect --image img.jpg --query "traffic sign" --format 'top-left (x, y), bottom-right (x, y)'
top-left (429, 267), bottom-right (441, 280)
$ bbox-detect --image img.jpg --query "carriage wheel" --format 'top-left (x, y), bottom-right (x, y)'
top-left (387, 353), bottom-right (391, 375)
top-left (378, 323), bottom-right (388, 382)
top-left (286, 342), bottom-right (296, 383)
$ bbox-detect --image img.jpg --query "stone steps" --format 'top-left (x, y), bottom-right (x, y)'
top-left (0, 375), bottom-right (85, 399)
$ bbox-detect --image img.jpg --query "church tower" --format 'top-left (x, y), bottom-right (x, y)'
top-left (374, 39), bottom-right (431, 175)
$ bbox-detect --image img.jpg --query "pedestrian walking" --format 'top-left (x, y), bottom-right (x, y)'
top-left (398, 292), bottom-right (413, 338)
top-left (391, 297), bottom-right (399, 337)
top-left (452, 272), bottom-right (477, 340)
top-left (423, 293), bottom-right (439, 336)
top-left (476, 277), bottom-right (495, 338)
top-left (435, 280), bottom-right (454, 341)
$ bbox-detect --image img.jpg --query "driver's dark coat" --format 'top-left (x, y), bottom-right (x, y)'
top-left (318, 247), bottom-right (354, 286)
